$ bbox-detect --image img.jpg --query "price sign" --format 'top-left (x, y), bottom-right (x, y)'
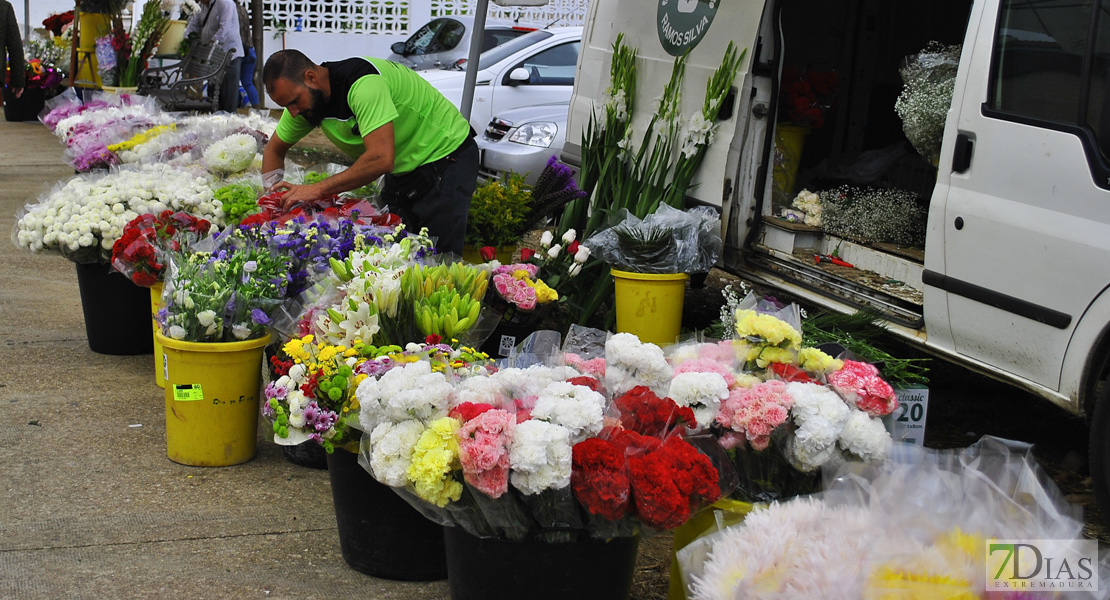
top-left (883, 387), bottom-right (929, 447)
top-left (173, 383), bottom-right (205, 402)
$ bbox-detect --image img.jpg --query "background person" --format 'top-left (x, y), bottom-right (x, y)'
top-left (236, 0), bottom-right (258, 109)
top-left (184, 0), bottom-right (241, 113)
top-left (1, 0), bottom-right (24, 107)
top-left (260, 49), bottom-right (478, 255)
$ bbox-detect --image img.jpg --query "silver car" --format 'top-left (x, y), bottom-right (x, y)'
top-left (387, 16), bottom-right (537, 71)
top-left (477, 102), bottom-right (570, 185)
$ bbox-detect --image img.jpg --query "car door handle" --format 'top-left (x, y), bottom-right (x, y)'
top-left (952, 133), bottom-right (973, 173)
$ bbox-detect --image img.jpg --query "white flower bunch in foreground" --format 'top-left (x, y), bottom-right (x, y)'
top-left (604, 332), bottom-right (673, 397)
top-left (669, 371), bottom-right (730, 429)
top-left (509, 419), bottom-right (572, 495)
top-left (530, 381), bottom-right (606, 443)
top-left (367, 419), bottom-right (426, 486)
top-left (14, 164), bottom-right (220, 261)
top-left (355, 360), bottom-right (453, 433)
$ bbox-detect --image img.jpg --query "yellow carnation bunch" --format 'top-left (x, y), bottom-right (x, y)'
top-left (734, 308), bottom-right (803, 349)
top-left (408, 417), bottom-right (464, 507)
top-left (798, 347), bottom-right (844, 373)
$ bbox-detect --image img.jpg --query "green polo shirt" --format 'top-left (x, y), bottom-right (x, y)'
top-left (274, 57), bottom-right (470, 174)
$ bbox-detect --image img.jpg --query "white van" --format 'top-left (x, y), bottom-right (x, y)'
top-left (562, 0), bottom-right (1110, 512)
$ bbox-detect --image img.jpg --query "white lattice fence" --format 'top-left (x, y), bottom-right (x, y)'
top-left (263, 0), bottom-right (411, 34)
top-left (264, 0), bottom-right (587, 35)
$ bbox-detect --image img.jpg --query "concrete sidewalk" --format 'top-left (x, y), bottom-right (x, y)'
top-left (0, 119), bottom-right (451, 599)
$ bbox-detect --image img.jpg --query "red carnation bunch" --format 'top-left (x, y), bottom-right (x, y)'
top-left (780, 66), bottom-right (839, 130)
top-left (111, 211), bottom-right (211, 287)
top-left (571, 427), bottom-right (721, 530)
top-left (614, 385), bottom-right (695, 437)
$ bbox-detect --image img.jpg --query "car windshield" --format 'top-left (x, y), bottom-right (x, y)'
top-left (476, 30), bottom-right (554, 70)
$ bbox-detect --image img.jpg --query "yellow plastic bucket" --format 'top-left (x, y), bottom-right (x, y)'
top-left (668, 499), bottom-right (757, 600)
top-left (611, 269), bottom-right (688, 346)
top-left (78, 13), bottom-right (112, 51)
top-left (771, 123), bottom-right (809, 207)
top-left (151, 283), bottom-right (165, 388)
top-left (156, 331), bottom-right (270, 467)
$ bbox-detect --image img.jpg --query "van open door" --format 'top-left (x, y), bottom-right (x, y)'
top-left (561, 0), bottom-right (771, 216)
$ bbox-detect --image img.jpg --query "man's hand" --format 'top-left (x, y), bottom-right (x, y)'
top-left (269, 181), bottom-right (327, 210)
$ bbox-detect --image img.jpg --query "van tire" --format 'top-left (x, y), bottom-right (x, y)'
top-left (1088, 377), bottom-right (1110, 517)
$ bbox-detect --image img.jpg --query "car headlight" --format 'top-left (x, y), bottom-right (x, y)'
top-left (507, 121), bottom-right (558, 147)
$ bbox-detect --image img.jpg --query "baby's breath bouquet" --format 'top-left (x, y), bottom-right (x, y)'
top-left (894, 41), bottom-right (961, 166)
top-left (818, 185), bottom-right (927, 247)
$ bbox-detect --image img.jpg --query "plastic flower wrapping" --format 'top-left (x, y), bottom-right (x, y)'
top-left (157, 229), bottom-right (295, 342)
top-left (13, 164), bottom-right (222, 264)
top-left (677, 436), bottom-right (1110, 600)
top-left (582, 203), bottom-right (722, 274)
top-left (39, 90), bottom-right (276, 173)
top-left (110, 210), bottom-right (213, 287)
top-left (349, 327), bottom-right (735, 544)
top-left (664, 292), bottom-right (900, 504)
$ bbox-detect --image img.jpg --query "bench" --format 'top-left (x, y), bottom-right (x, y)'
top-left (138, 42), bottom-right (234, 112)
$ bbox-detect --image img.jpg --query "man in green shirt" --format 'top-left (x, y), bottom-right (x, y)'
top-left (261, 49), bottom-right (477, 255)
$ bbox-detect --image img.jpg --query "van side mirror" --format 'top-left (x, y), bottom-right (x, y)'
top-left (507, 67), bottom-right (531, 85)
top-left (391, 41), bottom-right (408, 55)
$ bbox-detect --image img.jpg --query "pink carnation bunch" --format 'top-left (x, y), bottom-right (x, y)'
top-left (827, 360), bottom-right (897, 417)
top-left (493, 272), bottom-right (538, 311)
top-left (457, 408), bottom-right (516, 498)
top-left (716, 380), bottom-right (794, 451)
top-left (673, 357), bottom-right (737, 388)
top-left (564, 352), bottom-right (606, 378)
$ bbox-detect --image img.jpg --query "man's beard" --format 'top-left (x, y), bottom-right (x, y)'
top-left (301, 87), bottom-right (327, 126)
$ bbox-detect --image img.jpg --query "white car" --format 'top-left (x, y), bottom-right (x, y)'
top-left (477, 102), bottom-right (569, 185)
top-left (386, 16), bottom-right (538, 71)
top-left (420, 27), bottom-right (582, 135)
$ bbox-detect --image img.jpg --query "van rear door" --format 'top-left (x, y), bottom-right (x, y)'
top-left (562, 0), bottom-right (769, 212)
top-left (928, 0), bottom-right (1110, 390)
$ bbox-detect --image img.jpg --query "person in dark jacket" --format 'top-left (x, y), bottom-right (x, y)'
top-left (1, 0), bottom-right (25, 106)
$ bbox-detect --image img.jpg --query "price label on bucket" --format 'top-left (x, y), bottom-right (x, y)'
top-left (173, 384), bottom-right (205, 402)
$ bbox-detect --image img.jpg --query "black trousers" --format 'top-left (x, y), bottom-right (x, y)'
top-left (382, 134), bottom-right (479, 257)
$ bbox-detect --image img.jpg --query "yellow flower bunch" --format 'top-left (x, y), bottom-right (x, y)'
top-left (526, 278), bottom-right (559, 304)
top-left (749, 346), bottom-right (796, 368)
top-left (734, 309), bottom-right (803, 349)
top-left (798, 347), bottom-right (844, 374)
top-left (407, 417), bottom-right (463, 507)
top-left (107, 124), bottom-right (175, 153)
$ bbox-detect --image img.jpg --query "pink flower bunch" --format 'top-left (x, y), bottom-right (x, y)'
top-left (673, 357), bottom-right (737, 388)
top-left (827, 360), bottom-right (897, 417)
top-left (564, 352), bottom-right (606, 378)
top-left (716, 380), bottom-right (794, 451)
top-left (492, 263), bottom-right (538, 278)
top-left (457, 408), bottom-right (516, 498)
top-left (493, 272), bottom-right (538, 310)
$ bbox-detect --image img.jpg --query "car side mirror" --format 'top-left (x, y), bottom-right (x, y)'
top-left (391, 41), bottom-right (408, 55)
top-left (507, 67), bottom-right (531, 85)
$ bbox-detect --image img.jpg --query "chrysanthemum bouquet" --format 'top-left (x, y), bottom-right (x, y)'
top-left (353, 331), bottom-right (730, 543)
top-left (110, 210), bottom-right (213, 287)
top-left (14, 164), bottom-right (222, 264)
top-left (266, 334), bottom-right (492, 451)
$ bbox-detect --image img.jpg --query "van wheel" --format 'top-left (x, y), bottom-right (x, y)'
top-left (1088, 378), bottom-right (1110, 517)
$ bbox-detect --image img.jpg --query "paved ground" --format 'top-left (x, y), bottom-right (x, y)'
top-left (0, 118), bottom-right (458, 599)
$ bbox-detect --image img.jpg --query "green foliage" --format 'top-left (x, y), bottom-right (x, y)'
top-left (801, 307), bottom-right (930, 388)
top-left (466, 172), bottom-right (532, 247)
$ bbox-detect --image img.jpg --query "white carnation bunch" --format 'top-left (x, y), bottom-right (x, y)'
top-left (668, 371), bottom-right (730, 429)
top-left (784, 382), bottom-right (850, 472)
top-left (837, 408), bottom-right (891, 463)
top-left (367, 419), bottom-right (425, 486)
top-left (356, 361), bottom-right (453, 432)
top-left (605, 332), bottom-right (673, 397)
top-left (530, 381), bottom-right (606, 443)
top-left (509, 419), bottom-right (572, 495)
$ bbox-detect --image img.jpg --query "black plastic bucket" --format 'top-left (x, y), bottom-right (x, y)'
top-left (283, 441), bottom-right (328, 469)
top-left (325, 449), bottom-right (447, 580)
top-left (75, 262), bottom-right (153, 355)
top-left (443, 527), bottom-right (640, 600)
